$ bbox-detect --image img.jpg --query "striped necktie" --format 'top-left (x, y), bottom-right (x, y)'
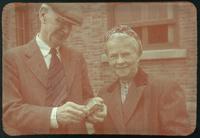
top-left (45, 48), bottom-right (66, 106)
top-left (120, 82), bottom-right (129, 104)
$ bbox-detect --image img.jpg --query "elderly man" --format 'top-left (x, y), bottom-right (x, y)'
top-left (3, 3), bottom-right (106, 135)
top-left (94, 25), bottom-right (191, 135)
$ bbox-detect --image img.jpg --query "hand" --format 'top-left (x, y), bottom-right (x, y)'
top-left (86, 97), bottom-right (107, 123)
top-left (56, 102), bottom-right (87, 127)
top-left (87, 103), bottom-right (107, 123)
top-left (85, 97), bottom-right (104, 115)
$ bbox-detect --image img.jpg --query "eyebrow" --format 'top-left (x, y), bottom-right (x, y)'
top-left (55, 17), bottom-right (70, 26)
top-left (56, 17), bottom-right (65, 22)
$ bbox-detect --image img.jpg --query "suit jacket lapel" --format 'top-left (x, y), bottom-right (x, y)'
top-left (122, 68), bottom-right (148, 125)
top-left (59, 46), bottom-right (75, 99)
top-left (24, 41), bottom-right (76, 105)
top-left (24, 39), bottom-right (48, 88)
top-left (107, 82), bottom-right (126, 133)
top-left (122, 81), bottom-right (146, 125)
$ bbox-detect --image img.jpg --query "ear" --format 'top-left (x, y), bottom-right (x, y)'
top-left (39, 6), bottom-right (48, 24)
top-left (136, 56), bottom-right (141, 65)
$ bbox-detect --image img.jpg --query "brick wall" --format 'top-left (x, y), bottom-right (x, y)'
top-left (137, 3), bottom-right (197, 131)
top-left (68, 3), bottom-right (109, 94)
top-left (2, 2), bottom-right (197, 133)
top-left (2, 3), bottom-right (17, 51)
top-left (176, 2), bottom-right (197, 130)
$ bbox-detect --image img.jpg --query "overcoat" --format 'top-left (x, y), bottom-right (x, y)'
top-left (3, 39), bottom-right (93, 135)
top-left (95, 68), bottom-right (191, 135)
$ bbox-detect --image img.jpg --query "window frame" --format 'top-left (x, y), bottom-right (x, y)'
top-left (103, 3), bottom-right (187, 62)
top-left (107, 3), bottom-right (180, 50)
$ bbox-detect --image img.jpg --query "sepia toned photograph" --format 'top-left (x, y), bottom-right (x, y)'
top-left (2, 2), bottom-right (197, 136)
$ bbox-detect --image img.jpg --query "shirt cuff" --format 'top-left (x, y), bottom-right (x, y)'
top-left (50, 107), bottom-right (59, 129)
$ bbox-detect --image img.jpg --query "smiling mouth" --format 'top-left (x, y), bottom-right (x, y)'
top-left (115, 66), bottom-right (129, 69)
top-left (58, 33), bottom-right (66, 38)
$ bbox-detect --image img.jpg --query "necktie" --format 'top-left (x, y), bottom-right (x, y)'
top-left (45, 48), bottom-right (65, 106)
top-left (120, 82), bottom-right (129, 104)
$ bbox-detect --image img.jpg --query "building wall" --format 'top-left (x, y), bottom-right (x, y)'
top-left (176, 2), bottom-right (197, 130)
top-left (2, 2), bottom-right (197, 132)
top-left (2, 3), bottom-right (17, 51)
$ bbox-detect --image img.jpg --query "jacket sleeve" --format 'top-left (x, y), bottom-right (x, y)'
top-left (79, 55), bottom-right (94, 101)
top-left (3, 51), bottom-right (52, 135)
top-left (159, 81), bottom-right (192, 136)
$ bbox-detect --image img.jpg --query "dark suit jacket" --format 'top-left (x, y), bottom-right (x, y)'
top-left (95, 68), bottom-right (191, 135)
top-left (3, 39), bottom-right (93, 135)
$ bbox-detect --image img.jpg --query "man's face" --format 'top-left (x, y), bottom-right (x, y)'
top-left (44, 9), bottom-right (72, 47)
top-left (106, 35), bottom-right (140, 81)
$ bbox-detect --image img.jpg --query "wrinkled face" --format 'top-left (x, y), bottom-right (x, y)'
top-left (42, 8), bottom-right (72, 47)
top-left (106, 34), bottom-right (140, 81)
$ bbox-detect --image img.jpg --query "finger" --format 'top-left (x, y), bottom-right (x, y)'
top-left (67, 102), bottom-right (86, 112)
top-left (92, 112), bottom-right (105, 118)
top-left (92, 97), bottom-right (104, 103)
top-left (63, 117), bottom-right (80, 124)
top-left (68, 113), bottom-right (84, 122)
top-left (67, 107), bottom-right (86, 118)
top-left (87, 114), bottom-right (104, 123)
top-left (87, 97), bottom-right (103, 106)
top-left (92, 110), bottom-right (106, 119)
top-left (60, 112), bottom-right (84, 123)
top-left (87, 115), bottom-right (97, 123)
top-left (97, 103), bottom-right (105, 112)
top-left (93, 104), bottom-right (107, 116)
top-left (57, 114), bottom-right (79, 126)
top-left (70, 120), bottom-right (79, 124)
top-left (102, 104), bottom-right (107, 113)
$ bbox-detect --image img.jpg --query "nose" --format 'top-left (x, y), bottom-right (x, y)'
top-left (116, 55), bottom-right (124, 64)
top-left (62, 28), bottom-right (70, 36)
top-left (60, 24), bottom-right (71, 35)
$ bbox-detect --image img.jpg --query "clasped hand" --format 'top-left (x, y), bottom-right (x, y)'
top-left (85, 97), bottom-right (107, 124)
top-left (56, 97), bottom-right (107, 126)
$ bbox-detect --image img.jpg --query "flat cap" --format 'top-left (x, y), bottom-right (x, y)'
top-left (44, 3), bottom-right (83, 26)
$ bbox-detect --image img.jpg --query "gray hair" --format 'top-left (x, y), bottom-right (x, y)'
top-left (105, 25), bottom-right (143, 57)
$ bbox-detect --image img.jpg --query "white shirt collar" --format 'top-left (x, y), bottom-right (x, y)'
top-left (36, 34), bottom-right (60, 57)
top-left (120, 80), bottom-right (129, 86)
top-left (36, 34), bottom-right (51, 57)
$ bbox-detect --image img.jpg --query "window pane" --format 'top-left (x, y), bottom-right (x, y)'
top-left (148, 24), bottom-right (168, 44)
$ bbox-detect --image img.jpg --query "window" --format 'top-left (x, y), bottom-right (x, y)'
top-left (110, 3), bottom-right (178, 50)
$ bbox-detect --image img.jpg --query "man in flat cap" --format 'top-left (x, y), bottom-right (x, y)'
top-left (3, 3), bottom-right (107, 135)
top-left (94, 25), bottom-right (191, 135)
